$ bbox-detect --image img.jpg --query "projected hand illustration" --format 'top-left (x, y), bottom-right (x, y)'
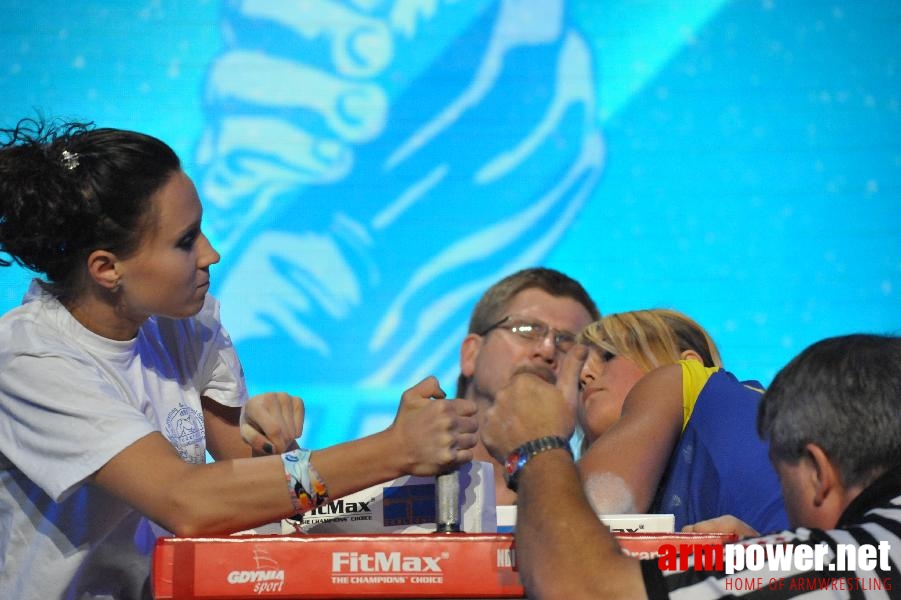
top-left (196, 0), bottom-right (604, 387)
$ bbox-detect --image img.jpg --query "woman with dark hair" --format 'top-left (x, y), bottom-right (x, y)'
top-left (0, 118), bottom-right (477, 598)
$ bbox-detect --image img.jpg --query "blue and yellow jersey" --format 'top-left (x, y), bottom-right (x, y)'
top-left (652, 360), bottom-right (789, 533)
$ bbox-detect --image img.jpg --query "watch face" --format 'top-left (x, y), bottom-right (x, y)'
top-left (505, 452), bottom-right (522, 479)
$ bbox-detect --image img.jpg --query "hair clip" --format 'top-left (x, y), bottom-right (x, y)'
top-left (60, 149), bottom-right (80, 171)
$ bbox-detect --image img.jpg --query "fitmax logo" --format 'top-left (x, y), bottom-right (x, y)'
top-left (308, 498), bottom-right (372, 516)
top-left (332, 551), bottom-right (445, 573)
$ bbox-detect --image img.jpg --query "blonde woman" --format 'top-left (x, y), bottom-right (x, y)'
top-left (576, 309), bottom-right (788, 533)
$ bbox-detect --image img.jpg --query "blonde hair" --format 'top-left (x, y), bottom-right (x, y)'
top-left (578, 309), bottom-right (722, 373)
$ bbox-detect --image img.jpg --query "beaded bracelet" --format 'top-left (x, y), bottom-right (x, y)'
top-left (282, 449), bottom-right (330, 514)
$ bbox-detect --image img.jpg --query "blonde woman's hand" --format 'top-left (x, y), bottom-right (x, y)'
top-left (682, 514), bottom-right (759, 538)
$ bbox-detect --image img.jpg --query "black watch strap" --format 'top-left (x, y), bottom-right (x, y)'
top-left (503, 435), bottom-right (572, 492)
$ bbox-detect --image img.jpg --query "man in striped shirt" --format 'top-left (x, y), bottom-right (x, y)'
top-left (481, 334), bottom-right (901, 598)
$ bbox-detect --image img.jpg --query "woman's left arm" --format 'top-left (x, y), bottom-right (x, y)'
top-left (577, 363), bottom-right (685, 514)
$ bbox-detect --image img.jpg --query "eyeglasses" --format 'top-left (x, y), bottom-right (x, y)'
top-left (479, 315), bottom-right (577, 353)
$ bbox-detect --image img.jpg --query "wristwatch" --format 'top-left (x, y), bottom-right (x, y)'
top-left (503, 435), bottom-right (572, 492)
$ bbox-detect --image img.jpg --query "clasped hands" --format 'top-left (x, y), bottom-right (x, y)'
top-left (482, 344), bottom-right (589, 464)
top-left (236, 339), bottom-right (583, 470)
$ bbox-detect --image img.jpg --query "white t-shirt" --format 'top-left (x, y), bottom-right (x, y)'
top-left (0, 280), bottom-right (248, 599)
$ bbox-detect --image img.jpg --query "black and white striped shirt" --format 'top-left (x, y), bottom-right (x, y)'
top-left (642, 465), bottom-right (901, 598)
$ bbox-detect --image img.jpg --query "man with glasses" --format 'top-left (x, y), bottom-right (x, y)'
top-left (456, 267), bottom-right (599, 505)
top-left (480, 334), bottom-right (901, 598)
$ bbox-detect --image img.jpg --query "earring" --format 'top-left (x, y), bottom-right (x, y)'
top-left (111, 279), bottom-right (121, 293)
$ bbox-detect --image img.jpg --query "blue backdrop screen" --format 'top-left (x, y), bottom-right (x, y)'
top-left (1, 0), bottom-right (898, 448)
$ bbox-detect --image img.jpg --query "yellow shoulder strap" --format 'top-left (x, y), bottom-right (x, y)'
top-left (680, 359), bottom-right (720, 431)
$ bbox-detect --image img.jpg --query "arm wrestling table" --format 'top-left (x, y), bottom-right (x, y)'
top-left (152, 531), bottom-right (736, 598)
